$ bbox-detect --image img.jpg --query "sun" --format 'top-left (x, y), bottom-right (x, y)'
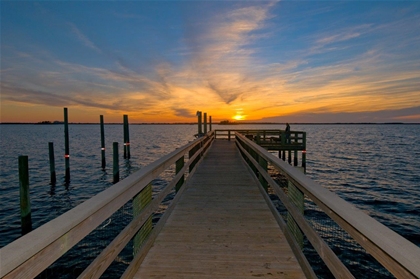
top-left (232, 114), bottom-right (245, 121)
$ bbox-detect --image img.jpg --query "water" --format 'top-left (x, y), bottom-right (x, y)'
top-left (1, 124), bottom-right (419, 274)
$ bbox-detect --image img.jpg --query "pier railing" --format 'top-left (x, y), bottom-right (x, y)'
top-left (215, 128), bottom-right (307, 170)
top-left (0, 132), bottom-right (215, 279)
top-left (235, 132), bottom-right (420, 279)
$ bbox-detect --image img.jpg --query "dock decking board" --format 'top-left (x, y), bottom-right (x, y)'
top-left (133, 140), bottom-right (306, 278)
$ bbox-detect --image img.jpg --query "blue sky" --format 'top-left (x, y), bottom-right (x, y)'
top-left (1, 1), bottom-right (420, 123)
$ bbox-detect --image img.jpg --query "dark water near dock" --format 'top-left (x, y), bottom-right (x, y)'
top-left (1, 124), bottom-right (419, 276)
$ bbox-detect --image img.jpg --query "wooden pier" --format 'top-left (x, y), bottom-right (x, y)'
top-left (1, 129), bottom-right (420, 279)
top-left (133, 140), bottom-right (305, 278)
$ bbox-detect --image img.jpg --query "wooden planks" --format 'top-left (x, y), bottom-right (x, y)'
top-left (133, 140), bottom-right (306, 278)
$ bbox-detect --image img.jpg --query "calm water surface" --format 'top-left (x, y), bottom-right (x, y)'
top-left (1, 124), bottom-right (419, 259)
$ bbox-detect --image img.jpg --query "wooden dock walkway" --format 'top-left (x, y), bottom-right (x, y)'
top-left (133, 140), bottom-right (306, 278)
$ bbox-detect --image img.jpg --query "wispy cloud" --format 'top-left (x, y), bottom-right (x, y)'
top-left (1, 1), bottom-right (419, 123)
top-left (67, 22), bottom-right (102, 53)
top-left (181, 2), bottom-right (276, 104)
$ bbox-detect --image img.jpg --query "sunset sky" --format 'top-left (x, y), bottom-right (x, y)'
top-left (1, 1), bottom-right (420, 123)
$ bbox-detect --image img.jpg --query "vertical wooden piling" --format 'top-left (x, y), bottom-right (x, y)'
top-left (125, 115), bottom-right (131, 159)
top-left (64, 108), bottom-right (70, 183)
top-left (113, 142), bottom-right (119, 183)
top-left (133, 184), bottom-right (152, 255)
top-left (123, 115), bottom-right (127, 159)
top-left (48, 142), bottom-right (56, 185)
top-left (175, 156), bottom-right (185, 192)
top-left (302, 132), bottom-right (307, 173)
top-left (100, 115), bottom-right (106, 169)
top-left (19, 156), bottom-right (32, 235)
top-left (123, 114), bottom-right (130, 159)
top-left (197, 111), bottom-right (202, 135)
top-left (294, 135), bottom-right (298, 166)
top-left (203, 113), bottom-right (207, 134)
top-left (209, 116), bottom-right (212, 131)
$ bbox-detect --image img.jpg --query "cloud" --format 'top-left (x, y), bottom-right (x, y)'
top-left (181, 2), bottom-right (276, 104)
top-left (67, 22), bottom-right (102, 53)
top-left (172, 108), bottom-right (195, 118)
top-left (0, 82), bottom-right (158, 112)
top-left (259, 106), bottom-right (420, 123)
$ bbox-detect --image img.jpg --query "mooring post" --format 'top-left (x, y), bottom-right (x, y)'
top-left (100, 115), bottom-right (106, 169)
top-left (175, 156), bottom-right (185, 192)
top-left (294, 133), bottom-right (298, 166)
top-left (64, 108), bottom-right (70, 183)
top-left (19, 156), bottom-right (32, 235)
top-left (133, 184), bottom-right (152, 255)
top-left (302, 132), bottom-right (307, 173)
top-left (125, 115), bottom-right (131, 159)
top-left (203, 112), bottom-right (207, 134)
top-left (48, 142), bottom-right (56, 185)
top-left (113, 142), bottom-right (119, 183)
top-left (123, 115), bottom-right (127, 159)
top-left (209, 116), bottom-right (212, 131)
top-left (197, 111), bottom-right (202, 135)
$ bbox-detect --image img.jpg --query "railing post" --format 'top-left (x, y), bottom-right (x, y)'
top-left (228, 130), bottom-right (231, 141)
top-left (19, 156), bottom-right (32, 235)
top-left (176, 156), bottom-right (185, 192)
top-left (258, 155), bottom-right (268, 192)
top-left (113, 142), bottom-right (119, 183)
top-left (133, 183), bottom-right (152, 255)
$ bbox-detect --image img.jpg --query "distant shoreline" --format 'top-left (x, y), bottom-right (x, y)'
top-left (1, 122), bottom-right (419, 125)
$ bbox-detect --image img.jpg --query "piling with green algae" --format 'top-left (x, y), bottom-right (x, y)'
top-left (19, 156), bottom-right (32, 235)
top-left (133, 184), bottom-right (152, 255)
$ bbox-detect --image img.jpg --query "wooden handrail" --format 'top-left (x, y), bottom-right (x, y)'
top-left (235, 132), bottom-right (420, 279)
top-left (0, 131), bottom-right (215, 279)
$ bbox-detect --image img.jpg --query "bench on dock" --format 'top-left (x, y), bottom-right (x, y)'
top-left (1, 129), bottom-right (419, 279)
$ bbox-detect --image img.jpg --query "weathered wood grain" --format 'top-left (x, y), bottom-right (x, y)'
top-left (133, 141), bottom-right (306, 279)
